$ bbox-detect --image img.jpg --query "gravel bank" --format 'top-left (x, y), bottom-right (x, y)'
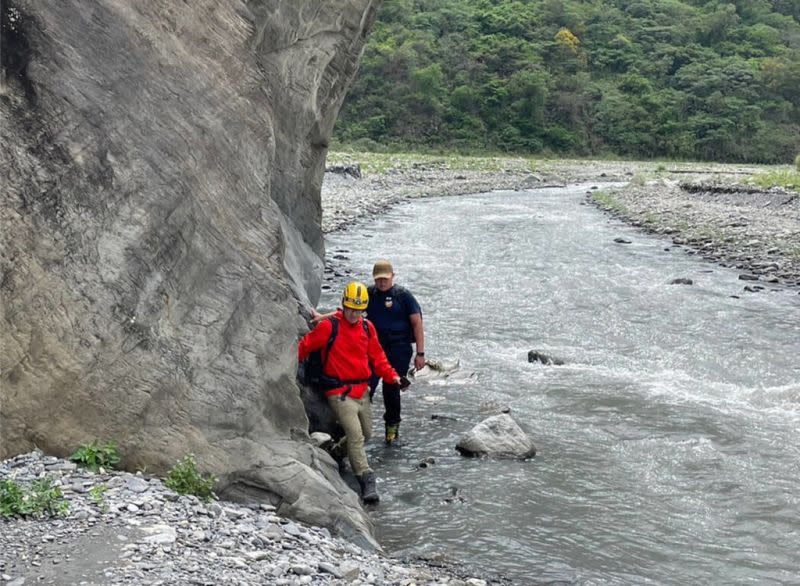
top-left (589, 178), bottom-right (800, 291)
top-left (1, 451), bottom-right (502, 585)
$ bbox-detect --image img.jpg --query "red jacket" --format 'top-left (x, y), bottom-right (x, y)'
top-left (298, 310), bottom-right (398, 400)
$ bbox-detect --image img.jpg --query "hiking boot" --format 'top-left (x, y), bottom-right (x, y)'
top-left (385, 423), bottom-right (399, 445)
top-left (359, 472), bottom-right (379, 504)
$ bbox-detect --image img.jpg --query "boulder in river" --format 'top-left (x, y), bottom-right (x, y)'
top-left (456, 414), bottom-right (536, 459)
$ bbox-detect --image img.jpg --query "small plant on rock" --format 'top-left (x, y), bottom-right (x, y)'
top-left (70, 440), bottom-right (121, 472)
top-left (0, 477), bottom-right (69, 518)
top-left (88, 483), bottom-right (109, 512)
top-left (165, 455), bottom-right (217, 503)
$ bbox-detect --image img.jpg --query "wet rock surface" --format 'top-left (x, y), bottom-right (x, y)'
top-left (1, 451), bottom-right (500, 585)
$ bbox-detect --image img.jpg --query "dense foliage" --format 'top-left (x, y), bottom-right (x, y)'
top-left (334, 0), bottom-right (800, 163)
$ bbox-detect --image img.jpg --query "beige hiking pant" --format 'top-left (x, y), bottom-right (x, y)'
top-left (327, 394), bottom-right (373, 477)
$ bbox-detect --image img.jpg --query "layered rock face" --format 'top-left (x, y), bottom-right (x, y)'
top-left (0, 0), bottom-right (380, 546)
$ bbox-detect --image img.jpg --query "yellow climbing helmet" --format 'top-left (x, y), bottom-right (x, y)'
top-left (342, 281), bottom-right (369, 310)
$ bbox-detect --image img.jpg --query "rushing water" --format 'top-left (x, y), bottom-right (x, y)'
top-left (317, 185), bottom-right (800, 585)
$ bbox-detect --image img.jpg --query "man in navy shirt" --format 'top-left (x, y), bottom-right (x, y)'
top-left (367, 259), bottom-right (425, 445)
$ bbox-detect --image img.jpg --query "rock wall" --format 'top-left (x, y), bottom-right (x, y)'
top-left (0, 0), bottom-right (380, 547)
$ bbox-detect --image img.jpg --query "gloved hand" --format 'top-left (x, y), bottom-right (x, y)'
top-left (399, 376), bottom-right (411, 390)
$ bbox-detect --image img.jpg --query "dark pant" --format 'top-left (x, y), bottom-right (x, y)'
top-left (370, 343), bottom-right (413, 425)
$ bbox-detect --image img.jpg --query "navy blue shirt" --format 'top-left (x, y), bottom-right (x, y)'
top-left (366, 285), bottom-right (421, 346)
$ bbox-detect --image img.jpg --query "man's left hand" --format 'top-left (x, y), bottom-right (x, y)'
top-left (414, 354), bottom-right (426, 371)
top-left (309, 308), bottom-right (324, 325)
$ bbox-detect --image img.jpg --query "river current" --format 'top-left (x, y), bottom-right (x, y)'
top-left (317, 185), bottom-right (800, 585)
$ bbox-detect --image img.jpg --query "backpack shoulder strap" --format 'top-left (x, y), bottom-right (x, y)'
top-left (362, 318), bottom-right (371, 339)
top-left (321, 318), bottom-right (338, 370)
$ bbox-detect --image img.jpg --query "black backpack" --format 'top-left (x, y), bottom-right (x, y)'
top-left (298, 318), bottom-right (370, 391)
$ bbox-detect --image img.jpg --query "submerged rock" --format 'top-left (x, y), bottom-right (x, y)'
top-left (527, 350), bottom-right (564, 366)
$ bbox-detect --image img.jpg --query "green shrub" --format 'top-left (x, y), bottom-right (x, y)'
top-left (70, 440), bottom-right (121, 472)
top-left (0, 477), bottom-right (69, 518)
top-left (165, 455), bottom-right (217, 502)
top-left (795, 154), bottom-right (800, 172)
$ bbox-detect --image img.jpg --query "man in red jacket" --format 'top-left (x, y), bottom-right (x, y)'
top-left (298, 281), bottom-right (401, 504)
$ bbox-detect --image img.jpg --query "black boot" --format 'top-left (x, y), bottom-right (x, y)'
top-left (359, 471), bottom-right (379, 504)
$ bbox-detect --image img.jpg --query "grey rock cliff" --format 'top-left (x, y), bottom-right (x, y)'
top-left (0, 0), bottom-right (380, 547)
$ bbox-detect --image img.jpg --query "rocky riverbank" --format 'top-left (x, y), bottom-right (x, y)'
top-left (321, 156), bottom-right (800, 291)
top-left (589, 178), bottom-right (800, 291)
top-left (0, 451), bottom-right (500, 585)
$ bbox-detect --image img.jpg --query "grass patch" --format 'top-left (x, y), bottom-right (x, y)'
top-left (784, 244), bottom-right (800, 260)
top-left (644, 212), bottom-right (659, 225)
top-left (748, 169), bottom-right (800, 191)
top-left (0, 477), bottom-right (69, 518)
top-left (591, 190), bottom-right (628, 214)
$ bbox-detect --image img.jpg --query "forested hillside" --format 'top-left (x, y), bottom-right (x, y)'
top-left (334, 0), bottom-right (800, 163)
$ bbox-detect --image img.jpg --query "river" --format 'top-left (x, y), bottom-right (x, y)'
top-left (317, 184), bottom-right (800, 585)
